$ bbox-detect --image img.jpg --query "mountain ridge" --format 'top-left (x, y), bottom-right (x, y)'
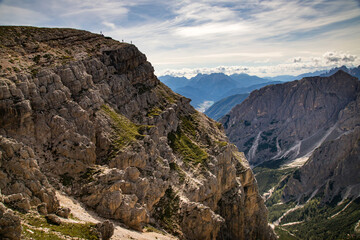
top-left (0, 26), bottom-right (275, 240)
top-left (159, 73), bottom-right (275, 111)
top-left (220, 70), bottom-right (360, 239)
top-left (221, 70), bottom-right (360, 166)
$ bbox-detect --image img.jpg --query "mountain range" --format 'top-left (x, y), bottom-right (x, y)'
top-left (265, 65), bottom-right (360, 82)
top-left (220, 70), bottom-right (360, 239)
top-left (200, 65), bottom-right (360, 121)
top-left (159, 73), bottom-right (276, 111)
top-left (160, 65), bottom-right (360, 116)
top-left (204, 93), bottom-right (250, 120)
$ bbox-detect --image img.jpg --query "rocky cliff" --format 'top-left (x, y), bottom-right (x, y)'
top-left (0, 26), bottom-right (274, 240)
top-left (220, 71), bottom-right (360, 238)
top-left (221, 71), bottom-right (360, 167)
top-left (282, 76), bottom-right (360, 203)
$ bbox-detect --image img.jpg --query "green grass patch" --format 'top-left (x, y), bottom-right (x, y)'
top-left (215, 141), bottom-right (228, 147)
top-left (168, 129), bottom-right (208, 166)
top-left (254, 166), bottom-right (295, 194)
top-left (144, 225), bottom-right (165, 235)
top-left (153, 186), bottom-right (181, 236)
top-left (275, 226), bottom-right (299, 240)
top-left (281, 197), bottom-right (360, 240)
top-left (265, 178), bottom-right (296, 223)
top-left (23, 225), bottom-right (64, 240)
top-left (180, 115), bottom-right (199, 138)
top-left (168, 113), bottom-right (208, 167)
top-left (23, 214), bottom-right (98, 240)
top-left (101, 104), bottom-right (142, 157)
top-left (147, 107), bottom-right (163, 117)
top-left (268, 201), bottom-right (296, 223)
top-left (169, 162), bottom-right (186, 183)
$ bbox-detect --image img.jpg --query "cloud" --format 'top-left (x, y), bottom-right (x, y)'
top-left (323, 52), bottom-right (357, 63)
top-left (157, 51), bottom-right (360, 78)
top-left (175, 22), bottom-right (249, 38)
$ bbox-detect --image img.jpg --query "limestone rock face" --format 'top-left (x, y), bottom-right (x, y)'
top-left (0, 203), bottom-right (21, 240)
top-left (0, 26), bottom-right (274, 239)
top-left (0, 137), bottom-right (59, 213)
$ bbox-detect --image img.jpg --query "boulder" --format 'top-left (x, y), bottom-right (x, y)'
top-left (95, 220), bottom-right (114, 240)
top-left (37, 203), bottom-right (48, 215)
top-left (46, 214), bottom-right (62, 225)
top-left (56, 207), bottom-right (71, 219)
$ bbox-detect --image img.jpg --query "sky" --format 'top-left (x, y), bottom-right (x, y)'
top-left (1, 0), bottom-right (360, 78)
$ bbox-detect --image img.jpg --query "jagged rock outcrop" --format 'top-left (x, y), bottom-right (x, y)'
top-left (0, 26), bottom-right (274, 240)
top-left (0, 202), bottom-right (21, 240)
top-left (221, 71), bottom-right (360, 167)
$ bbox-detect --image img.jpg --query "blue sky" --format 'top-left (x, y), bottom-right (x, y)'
top-left (1, 0), bottom-right (360, 77)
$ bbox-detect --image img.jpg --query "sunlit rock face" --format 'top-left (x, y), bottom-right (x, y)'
top-left (0, 26), bottom-right (275, 240)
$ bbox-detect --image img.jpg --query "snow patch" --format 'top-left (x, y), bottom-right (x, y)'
top-left (248, 131), bottom-right (262, 162)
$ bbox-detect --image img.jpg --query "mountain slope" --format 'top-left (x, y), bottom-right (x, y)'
top-left (0, 26), bottom-right (275, 240)
top-left (220, 81), bottom-right (282, 99)
top-left (205, 93), bottom-right (249, 120)
top-left (221, 71), bottom-right (360, 166)
top-left (220, 70), bottom-right (360, 239)
top-left (159, 73), bottom-right (275, 111)
top-left (320, 65), bottom-right (360, 79)
top-left (230, 73), bottom-right (272, 88)
top-left (158, 75), bottom-right (189, 89)
top-left (186, 73), bottom-right (237, 101)
top-left (266, 65), bottom-right (360, 82)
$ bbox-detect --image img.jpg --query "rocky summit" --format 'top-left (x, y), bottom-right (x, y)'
top-left (0, 26), bottom-right (274, 240)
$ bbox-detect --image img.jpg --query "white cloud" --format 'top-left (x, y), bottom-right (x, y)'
top-left (157, 51), bottom-right (360, 78)
top-left (175, 22), bottom-right (249, 38)
top-left (323, 52), bottom-right (357, 63)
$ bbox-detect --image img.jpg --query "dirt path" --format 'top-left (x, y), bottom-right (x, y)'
top-left (56, 191), bottom-right (177, 240)
top-left (273, 204), bottom-right (304, 226)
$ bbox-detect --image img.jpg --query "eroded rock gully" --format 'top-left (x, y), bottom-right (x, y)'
top-left (0, 26), bottom-right (274, 240)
